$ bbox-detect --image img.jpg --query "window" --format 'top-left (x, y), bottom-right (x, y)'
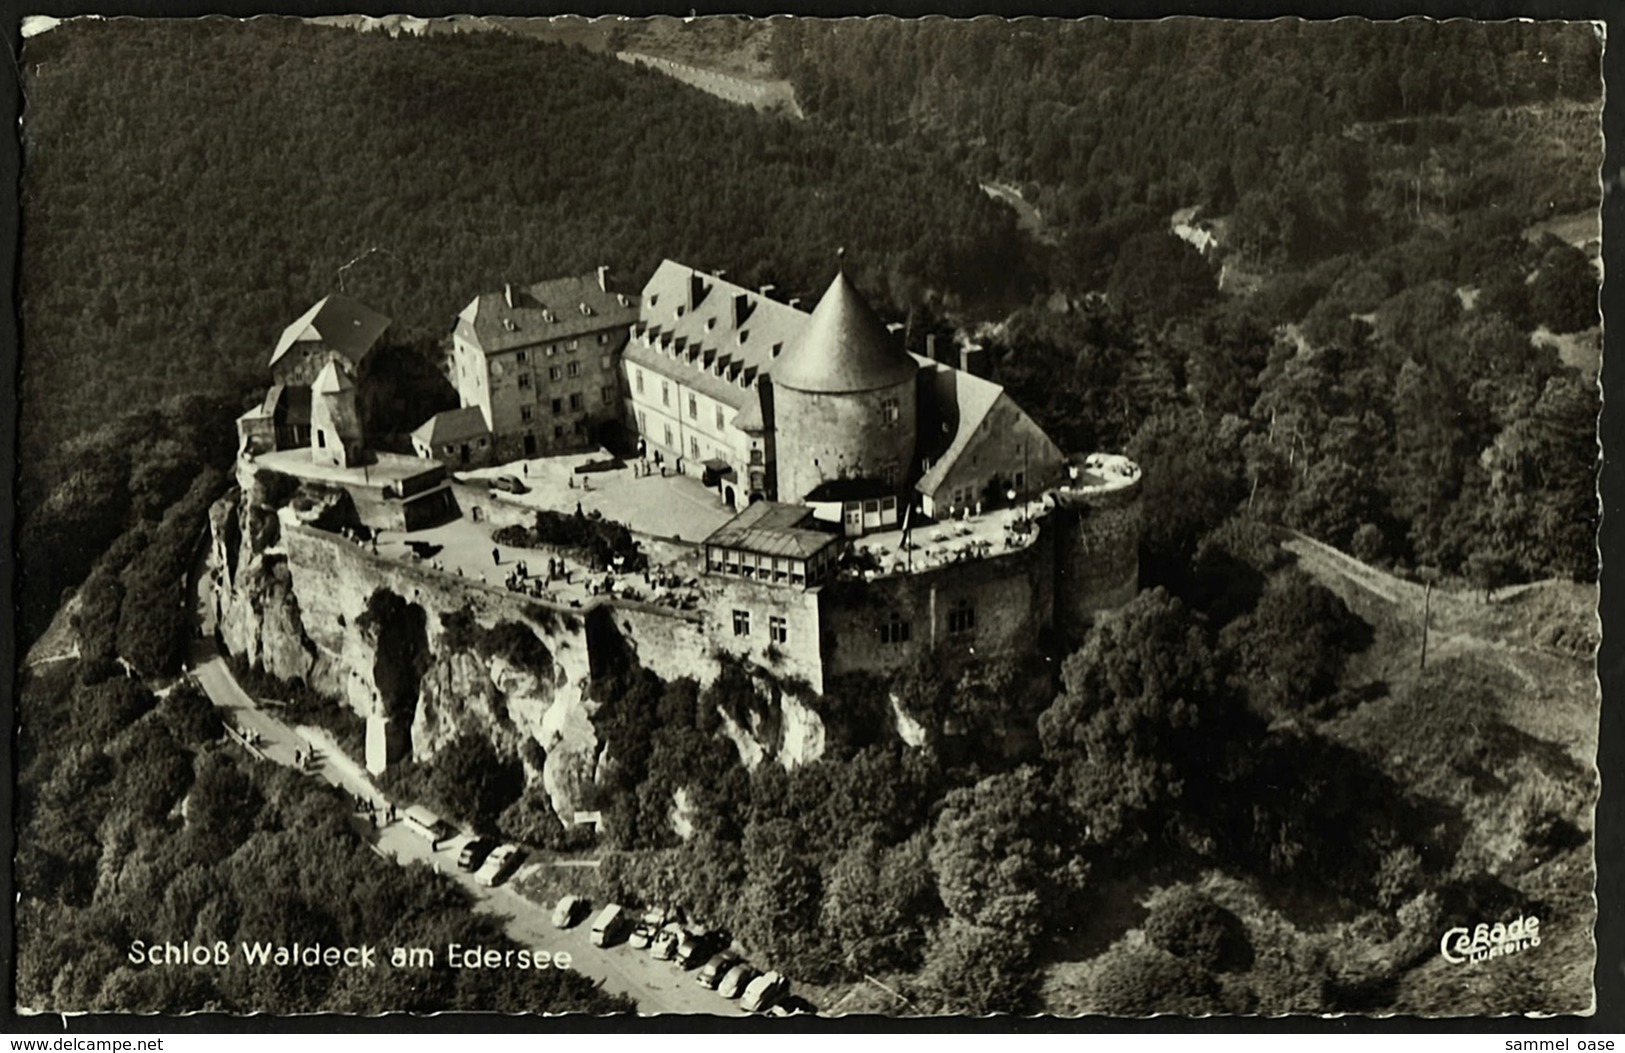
top-left (569, 392), bottom-right (584, 410)
top-left (881, 397), bottom-right (900, 425)
top-left (567, 362), bottom-right (581, 377)
top-left (569, 339), bottom-right (579, 351)
top-left (574, 419), bottom-right (586, 435)
top-left (662, 381), bottom-right (671, 407)
top-left (690, 437), bottom-right (701, 458)
top-left (688, 394), bottom-right (698, 419)
top-left (516, 350), bottom-right (528, 364)
top-left (635, 369), bottom-right (645, 394)
top-left (948, 599), bottom-right (976, 636)
top-left (602, 386), bottom-right (615, 405)
top-left (549, 366), bottom-right (562, 382)
top-left (732, 610), bottom-right (751, 636)
top-left (664, 424), bottom-right (674, 448)
top-left (551, 398), bottom-right (563, 414)
top-left (518, 373), bottom-right (532, 389)
top-left (715, 407), bottom-right (726, 431)
top-left (601, 355), bottom-right (612, 370)
top-left (554, 425), bottom-right (565, 439)
top-left (597, 333), bottom-right (608, 344)
top-left (520, 406), bottom-right (533, 423)
top-left (769, 616), bottom-right (788, 644)
top-left (750, 448), bottom-right (764, 465)
top-left (881, 615), bottom-right (911, 645)
top-left (1014, 470), bottom-right (1026, 491)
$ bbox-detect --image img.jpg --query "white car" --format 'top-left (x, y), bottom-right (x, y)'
top-left (741, 970), bottom-right (789, 1013)
top-left (474, 844), bottom-right (523, 887)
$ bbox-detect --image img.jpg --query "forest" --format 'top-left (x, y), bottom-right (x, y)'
top-left (14, 16), bottom-right (1602, 1017)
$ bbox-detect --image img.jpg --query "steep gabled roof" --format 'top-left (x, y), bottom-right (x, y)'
top-left (914, 355), bottom-right (1009, 495)
top-left (412, 406), bottom-right (491, 446)
top-left (625, 260), bottom-right (805, 410)
top-left (270, 294), bottom-right (390, 369)
top-left (771, 271), bottom-right (916, 394)
top-left (456, 271), bottom-right (639, 355)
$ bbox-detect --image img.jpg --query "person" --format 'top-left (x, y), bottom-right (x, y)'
top-left (576, 501), bottom-right (584, 518)
top-left (522, 463), bottom-right (529, 477)
top-left (491, 547), bottom-right (500, 566)
top-left (293, 748), bottom-right (302, 768)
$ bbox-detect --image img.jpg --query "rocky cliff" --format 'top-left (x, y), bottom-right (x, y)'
top-left (202, 462), bottom-right (847, 834)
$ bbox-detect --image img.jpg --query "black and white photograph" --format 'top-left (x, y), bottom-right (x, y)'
top-left (9, 11), bottom-right (1609, 1023)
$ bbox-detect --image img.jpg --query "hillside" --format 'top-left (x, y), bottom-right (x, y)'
top-left (1035, 532), bottom-right (1597, 1016)
top-left (18, 17), bottom-right (1025, 494)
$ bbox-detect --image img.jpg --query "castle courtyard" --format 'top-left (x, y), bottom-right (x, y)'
top-left (458, 451), bottom-right (735, 543)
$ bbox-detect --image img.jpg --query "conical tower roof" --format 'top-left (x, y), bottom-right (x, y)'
top-left (312, 360), bottom-right (354, 395)
top-left (772, 271), bottom-right (917, 394)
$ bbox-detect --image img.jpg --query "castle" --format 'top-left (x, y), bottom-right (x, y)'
top-left (231, 261), bottom-right (1141, 703)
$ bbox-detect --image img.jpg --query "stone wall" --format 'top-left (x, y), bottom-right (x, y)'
top-left (773, 379), bottom-right (917, 506)
top-left (822, 526), bottom-right (1055, 678)
top-left (1053, 485), bottom-right (1143, 639)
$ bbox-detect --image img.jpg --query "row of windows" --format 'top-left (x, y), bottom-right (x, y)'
top-left (511, 333), bottom-right (612, 364)
top-left (518, 389), bottom-right (615, 424)
top-left (876, 600), bottom-right (975, 645)
top-left (635, 370), bottom-right (730, 435)
top-left (732, 610), bottom-right (789, 643)
top-left (521, 420), bottom-right (589, 441)
top-left (515, 357), bottom-right (612, 386)
top-left (709, 547), bottom-right (814, 586)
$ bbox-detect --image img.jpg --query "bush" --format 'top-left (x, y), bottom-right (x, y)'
top-left (1144, 887), bottom-right (1253, 973)
top-left (918, 919), bottom-right (1034, 1015)
top-left (157, 681), bottom-right (224, 747)
top-left (1091, 943), bottom-right (1220, 1016)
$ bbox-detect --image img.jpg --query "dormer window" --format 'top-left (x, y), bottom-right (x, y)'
top-left (737, 329), bottom-right (749, 345)
top-left (771, 342), bottom-right (783, 358)
top-left (579, 303), bottom-right (593, 316)
top-left (617, 294), bottom-right (630, 307)
top-left (705, 318), bottom-right (717, 332)
top-left (649, 294), bottom-right (659, 307)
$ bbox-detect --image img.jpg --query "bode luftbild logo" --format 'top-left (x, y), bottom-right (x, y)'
top-left (1439, 914), bottom-right (1541, 964)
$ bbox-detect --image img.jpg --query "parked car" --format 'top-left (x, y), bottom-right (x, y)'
top-left (675, 930), bottom-right (719, 969)
top-left (697, 953), bottom-right (742, 989)
top-left (769, 995), bottom-right (816, 1017)
top-left (629, 922), bottom-right (656, 950)
top-left (649, 925), bottom-right (681, 961)
top-left (490, 475), bottom-right (528, 494)
top-left (474, 844), bottom-right (523, 887)
top-left (456, 838), bottom-right (496, 872)
top-left (552, 895), bottom-right (585, 929)
top-left (591, 904), bottom-right (630, 947)
top-left (741, 971), bottom-right (790, 1013)
top-left (716, 963), bottom-right (758, 999)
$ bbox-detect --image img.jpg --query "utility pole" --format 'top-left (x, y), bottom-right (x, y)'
top-left (1418, 566), bottom-right (1438, 672)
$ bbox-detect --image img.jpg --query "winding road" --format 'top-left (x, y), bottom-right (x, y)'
top-left (186, 641), bottom-right (738, 1016)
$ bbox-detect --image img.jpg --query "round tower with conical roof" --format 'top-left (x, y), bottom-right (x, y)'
top-left (771, 270), bottom-right (918, 510)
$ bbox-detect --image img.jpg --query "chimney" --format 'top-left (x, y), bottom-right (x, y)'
top-left (596, 265), bottom-right (609, 292)
top-left (959, 343), bottom-right (986, 377)
top-left (886, 323), bottom-right (904, 335)
top-left (926, 333), bottom-right (938, 362)
top-left (788, 297), bottom-right (802, 310)
top-left (503, 283), bottom-right (514, 309)
top-left (758, 284), bottom-right (777, 298)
